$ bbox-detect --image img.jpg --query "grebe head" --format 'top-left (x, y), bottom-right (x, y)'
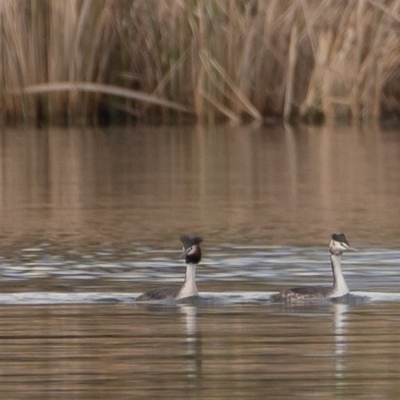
top-left (180, 235), bottom-right (203, 265)
top-left (329, 233), bottom-right (357, 256)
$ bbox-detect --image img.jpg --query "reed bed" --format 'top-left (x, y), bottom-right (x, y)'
top-left (0, 0), bottom-right (399, 125)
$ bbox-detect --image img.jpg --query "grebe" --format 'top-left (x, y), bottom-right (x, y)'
top-left (272, 233), bottom-right (357, 302)
top-left (136, 235), bottom-right (203, 301)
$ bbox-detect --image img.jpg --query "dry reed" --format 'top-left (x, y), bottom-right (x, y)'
top-left (0, 0), bottom-right (399, 125)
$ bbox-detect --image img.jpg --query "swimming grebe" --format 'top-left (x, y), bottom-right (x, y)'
top-left (136, 235), bottom-right (203, 301)
top-left (272, 233), bottom-right (357, 302)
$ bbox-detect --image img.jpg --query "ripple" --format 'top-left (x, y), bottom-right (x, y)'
top-left (0, 244), bottom-right (400, 297)
top-left (0, 290), bottom-right (397, 306)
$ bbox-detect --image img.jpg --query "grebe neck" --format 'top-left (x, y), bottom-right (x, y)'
top-left (330, 253), bottom-right (349, 297)
top-left (177, 263), bottom-right (198, 299)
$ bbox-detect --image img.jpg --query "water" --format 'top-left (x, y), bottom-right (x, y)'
top-left (1, 124), bottom-right (400, 398)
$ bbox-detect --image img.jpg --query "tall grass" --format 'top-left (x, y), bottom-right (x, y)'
top-left (0, 0), bottom-right (399, 125)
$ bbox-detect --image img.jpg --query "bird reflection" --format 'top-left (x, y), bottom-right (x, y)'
top-left (179, 305), bottom-right (202, 382)
top-left (332, 302), bottom-right (348, 384)
top-left (136, 300), bottom-right (203, 384)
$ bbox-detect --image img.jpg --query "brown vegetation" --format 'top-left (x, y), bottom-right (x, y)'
top-left (1, 0), bottom-right (399, 125)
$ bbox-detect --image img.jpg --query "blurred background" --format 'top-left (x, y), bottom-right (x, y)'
top-left (0, 0), bottom-right (399, 125)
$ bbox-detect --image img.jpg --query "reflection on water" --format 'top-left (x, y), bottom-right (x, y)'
top-left (1, 124), bottom-right (400, 248)
top-left (334, 303), bottom-right (348, 385)
top-left (0, 124), bottom-right (400, 397)
top-left (3, 301), bottom-right (400, 399)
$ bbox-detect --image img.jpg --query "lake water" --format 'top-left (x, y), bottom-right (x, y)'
top-left (0, 124), bottom-right (400, 398)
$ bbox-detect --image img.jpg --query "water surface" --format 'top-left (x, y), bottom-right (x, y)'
top-left (0, 124), bottom-right (400, 398)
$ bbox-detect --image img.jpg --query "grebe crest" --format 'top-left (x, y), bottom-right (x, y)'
top-left (329, 233), bottom-right (353, 255)
top-left (136, 235), bottom-right (203, 301)
top-left (272, 233), bottom-right (357, 303)
top-left (180, 234), bottom-right (203, 264)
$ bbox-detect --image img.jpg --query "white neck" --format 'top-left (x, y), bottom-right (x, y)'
top-left (329, 253), bottom-right (349, 298)
top-left (177, 263), bottom-right (198, 299)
